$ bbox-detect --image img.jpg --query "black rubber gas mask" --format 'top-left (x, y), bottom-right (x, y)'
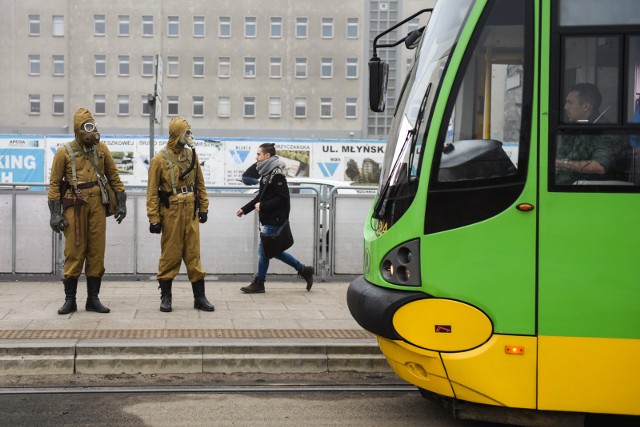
top-left (78, 120), bottom-right (100, 146)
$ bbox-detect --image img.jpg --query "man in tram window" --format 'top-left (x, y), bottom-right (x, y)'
top-left (555, 83), bottom-right (625, 184)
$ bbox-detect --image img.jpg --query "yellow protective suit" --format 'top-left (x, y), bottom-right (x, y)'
top-left (146, 117), bottom-right (209, 282)
top-left (48, 108), bottom-right (125, 278)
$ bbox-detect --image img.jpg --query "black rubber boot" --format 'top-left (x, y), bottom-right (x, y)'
top-left (297, 265), bottom-right (314, 291)
top-left (159, 280), bottom-right (172, 312)
top-left (85, 276), bottom-right (110, 313)
top-left (58, 277), bottom-right (78, 315)
top-left (240, 277), bottom-right (266, 294)
top-left (191, 279), bottom-right (214, 311)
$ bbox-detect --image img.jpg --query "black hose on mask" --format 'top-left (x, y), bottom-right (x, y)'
top-left (179, 146), bottom-right (196, 181)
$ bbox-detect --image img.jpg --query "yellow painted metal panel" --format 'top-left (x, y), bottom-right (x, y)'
top-left (442, 335), bottom-right (537, 408)
top-left (538, 336), bottom-right (640, 415)
top-left (392, 299), bottom-right (493, 352)
top-left (378, 337), bottom-right (454, 397)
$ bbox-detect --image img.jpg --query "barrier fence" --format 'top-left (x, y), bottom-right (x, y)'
top-left (0, 184), bottom-right (375, 279)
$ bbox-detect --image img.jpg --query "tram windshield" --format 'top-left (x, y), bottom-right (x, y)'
top-left (372, 0), bottom-right (474, 227)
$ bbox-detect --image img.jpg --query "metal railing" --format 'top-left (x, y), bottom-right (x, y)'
top-left (0, 183), bottom-right (376, 279)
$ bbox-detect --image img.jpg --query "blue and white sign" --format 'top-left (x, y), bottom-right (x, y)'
top-left (0, 147), bottom-right (46, 183)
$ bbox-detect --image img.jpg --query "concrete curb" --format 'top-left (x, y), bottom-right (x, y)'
top-left (0, 339), bottom-right (392, 376)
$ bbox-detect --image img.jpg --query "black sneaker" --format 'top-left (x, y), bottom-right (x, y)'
top-left (297, 266), bottom-right (314, 291)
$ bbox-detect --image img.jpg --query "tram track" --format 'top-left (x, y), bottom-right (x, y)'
top-left (0, 383), bottom-right (416, 395)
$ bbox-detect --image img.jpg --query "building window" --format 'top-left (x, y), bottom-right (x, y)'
top-left (29, 95), bottom-right (40, 115)
top-left (321, 18), bottom-right (334, 38)
top-left (269, 97), bottom-right (281, 118)
top-left (270, 17), bottom-right (282, 38)
top-left (168, 16), bottom-right (179, 37)
top-left (321, 57), bottom-right (333, 78)
top-left (168, 96), bottom-right (179, 116)
top-left (320, 97), bottom-right (332, 118)
top-left (95, 55), bottom-right (106, 76)
top-left (192, 96), bottom-right (204, 117)
top-left (346, 58), bottom-right (358, 79)
top-left (219, 17), bottom-right (231, 38)
top-left (94, 15), bottom-right (106, 36)
top-left (142, 56), bottom-right (154, 76)
top-left (52, 16), bottom-right (64, 37)
top-left (295, 58), bottom-right (307, 78)
top-left (244, 17), bottom-right (257, 38)
top-left (94, 95), bottom-right (106, 115)
top-left (294, 97), bottom-right (307, 118)
top-left (28, 55), bottom-right (40, 75)
top-left (218, 57), bottom-right (230, 78)
top-left (52, 55), bottom-right (64, 76)
top-left (347, 18), bottom-right (359, 38)
top-left (118, 55), bottom-right (130, 76)
top-left (345, 97), bottom-right (357, 118)
top-left (118, 95), bottom-right (129, 116)
top-left (118, 15), bottom-right (130, 36)
top-left (29, 15), bottom-right (40, 36)
top-left (53, 95), bottom-right (64, 115)
top-left (142, 95), bottom-right (151, 116)
top-left (218, 96), bottom-right (230, 117)
top-left (193, 16), bottom-right (205, 37)
top-left (296, 17), bottom-right (308, 38)
top-left (167, 56), bottom-right (179, 77)
top-left (142, 16), bottom-right (154, 36)
top-left (193, 57), bottom-right (205, 77)
top-left (270, 57), bottom-right (282, 78)
top-left (244, 57), bottom-right (256, 78)
top-left (243, 97), bottom-right (256, 117)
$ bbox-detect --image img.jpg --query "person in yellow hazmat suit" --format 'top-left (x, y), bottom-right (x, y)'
top-left (48, 108), bottom-right (127, 315)
top-left (146, 117), bottom-right (214, 312)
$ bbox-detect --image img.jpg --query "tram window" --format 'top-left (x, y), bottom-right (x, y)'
top-left (561, 37), bottom-right (620, 125)
top-left (436, 0), bottom-right (527, 183)
top-left (553, 34), bottom-right (637, 188)
top-left (559, 0), bottom-right (640, 27)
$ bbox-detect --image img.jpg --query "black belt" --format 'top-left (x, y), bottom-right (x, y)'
top-left (175, 185), bottom-right (194, 194)
top-left (76, 181), bottom-right (99, 189)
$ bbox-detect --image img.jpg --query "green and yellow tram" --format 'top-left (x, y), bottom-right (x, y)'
top-left (347, 0), bottom-right (640, 422)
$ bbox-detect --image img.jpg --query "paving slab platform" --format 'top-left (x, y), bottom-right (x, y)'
top-left (0, 278), bottom-right (391, 376)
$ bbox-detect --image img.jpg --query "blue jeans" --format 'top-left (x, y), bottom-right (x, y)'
top-left (257, 224), bottom-right (303, 280)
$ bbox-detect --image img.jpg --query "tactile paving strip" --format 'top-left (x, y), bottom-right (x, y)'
top-left (0, 329), bottom-right (374, 340)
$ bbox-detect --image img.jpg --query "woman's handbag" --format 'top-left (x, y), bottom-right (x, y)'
top-left (260, 220), bottom-right (294, 259)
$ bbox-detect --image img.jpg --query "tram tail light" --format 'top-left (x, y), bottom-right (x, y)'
top-left (505, 345), bottom-right (525, 355)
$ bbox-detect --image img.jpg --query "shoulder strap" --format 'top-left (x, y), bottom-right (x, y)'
top-left (64, 142), bottom-right (79, 192)
top-left (159, 148), bottom-right (194, 195)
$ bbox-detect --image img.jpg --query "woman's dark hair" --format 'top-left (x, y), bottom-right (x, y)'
top-left (259, 142), bottom-right (276, 156)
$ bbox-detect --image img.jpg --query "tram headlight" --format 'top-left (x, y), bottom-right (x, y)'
top-left (380, 239), bottom-right (420, 286)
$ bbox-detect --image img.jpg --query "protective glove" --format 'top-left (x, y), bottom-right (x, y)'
top-left (114, 192), bottom-right (127, 224)
top-left (198, 212), bottom-right (208, 224)
top-left (47, 200), bottom-right (68, 233)
top-left (149, 222), bottom-right (162, 234)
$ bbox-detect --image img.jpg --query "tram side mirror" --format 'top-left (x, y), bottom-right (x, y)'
top-left (404, 28), bottom-right (424, 49)
top-left (369, 57), bottom-right (389, 112)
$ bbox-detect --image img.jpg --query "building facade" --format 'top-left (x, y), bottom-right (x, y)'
top-left (0, 0), bottom-right (435, 139)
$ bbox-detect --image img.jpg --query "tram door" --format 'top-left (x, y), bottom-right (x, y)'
top-left (537, 7), bottom-right (640, 414)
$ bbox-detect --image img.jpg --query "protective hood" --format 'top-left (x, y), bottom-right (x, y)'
top-left (168, 117), bottom-right (189, 151)
top-left (73, 108), bottom-right (94, 137)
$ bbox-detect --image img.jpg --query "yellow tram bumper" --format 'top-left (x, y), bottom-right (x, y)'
top-left (378, 335), bottom-right (538, 409)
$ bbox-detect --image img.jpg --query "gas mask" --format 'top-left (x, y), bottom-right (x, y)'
top-left (178, 128), bottom-right (195, 148)
top-left (78, 121), bottom-right (100, 146)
